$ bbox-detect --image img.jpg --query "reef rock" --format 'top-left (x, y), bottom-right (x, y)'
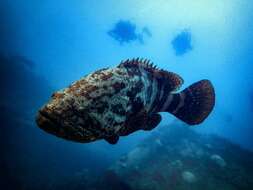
top-left (211, 154), bottom-right (226, 167)
top-left (182, 171), bottom-right (197, 183)
top-left (97, 121), bottom-right (253, 190)
top-left (170, 160), bottom-right (183, 168)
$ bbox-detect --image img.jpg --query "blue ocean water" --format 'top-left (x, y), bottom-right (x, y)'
top-left (1, 1), bottom-right (253, 189)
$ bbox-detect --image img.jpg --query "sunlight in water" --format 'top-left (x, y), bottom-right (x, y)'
top-left (136, 0), bottom-right (231, 26)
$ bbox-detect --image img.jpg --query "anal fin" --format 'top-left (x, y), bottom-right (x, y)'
top-left (104, 135), bottom-right (119, 144)
top-left (142, 113), bottom-right (161, 131)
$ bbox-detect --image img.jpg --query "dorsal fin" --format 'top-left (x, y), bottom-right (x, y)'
top-left (118, 58), bottom-right (184, 92)
top-left (118, 58), bottom-right (158, 72)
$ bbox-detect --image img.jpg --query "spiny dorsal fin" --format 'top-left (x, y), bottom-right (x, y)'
top-left (118, 58), bottom-right (184, 92)
top-left (119, 58), bottom-right (159, 72)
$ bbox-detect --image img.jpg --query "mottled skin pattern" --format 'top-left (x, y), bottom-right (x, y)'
top-left (36, 58), bottom-right (215, 144)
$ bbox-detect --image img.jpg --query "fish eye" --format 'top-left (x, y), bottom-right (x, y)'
top-left (51, 92), bottom-right (64, 99)
top-left (51, 92), bottom-right (57, 98)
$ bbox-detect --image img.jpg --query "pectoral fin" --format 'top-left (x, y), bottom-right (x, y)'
top-left (119, 109), bottom-right (148, 136)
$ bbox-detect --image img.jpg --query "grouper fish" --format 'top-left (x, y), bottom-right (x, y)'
top-left (36, 58), bottom-right (215, 144)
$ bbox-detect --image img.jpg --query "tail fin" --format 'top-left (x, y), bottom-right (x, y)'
top-left (165, 80), bottom-right (215, 125)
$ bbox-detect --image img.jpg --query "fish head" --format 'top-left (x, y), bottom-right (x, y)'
top-left (36, 90), bottom-right (101, 143)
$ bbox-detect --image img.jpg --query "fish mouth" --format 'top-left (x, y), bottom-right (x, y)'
top-left (36, 109), bottom-right (98, 143)
top-left (36, 110), bottom-right (63, 136)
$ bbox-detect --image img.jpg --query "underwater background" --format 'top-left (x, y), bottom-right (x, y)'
top-left (1, 0), bottom-right (253, 189)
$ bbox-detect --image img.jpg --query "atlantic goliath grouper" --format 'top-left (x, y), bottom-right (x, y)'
top-left (36, 58), bottom-right (215, 144)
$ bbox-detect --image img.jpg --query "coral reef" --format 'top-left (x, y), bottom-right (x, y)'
top-left (181, 171), bottom-right (196, 183)
top-left (98, 121), bottom-right (253, 190)
top-left (210, 154), bottom-right (226, 167)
